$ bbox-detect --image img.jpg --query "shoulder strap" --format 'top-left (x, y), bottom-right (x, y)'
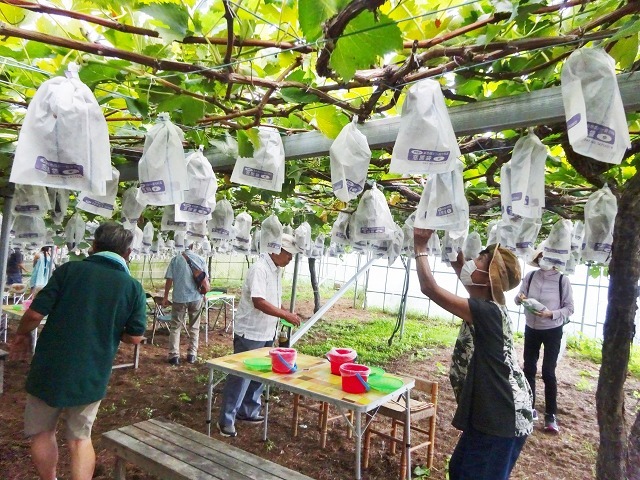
top-left (559, 273), bottom-right (563, 300)
top-left (526, 270), bottom-right (536, 295)
top-left (181, 252), bottom-right (196, 270)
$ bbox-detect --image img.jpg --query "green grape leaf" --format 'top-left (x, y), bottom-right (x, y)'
top-left (608, 34), bottom-right (639, 70)
top-left (281, 70), bottom-right (322, 103)
top-left (330, 12), bottom-right (402, 82)
top-left (237, 130), bottom-right (255, 158)
top-left (311, 105), bottom-right (348, 139)
top-left (138, 2), bottom-right (190, 42)
top-left (299, 0), bottom-right (339, 42)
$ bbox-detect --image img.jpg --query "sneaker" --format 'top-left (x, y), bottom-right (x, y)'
top-left (168, 356), bottom-right (180, 366)
top-left (217, 422), bottom-right (237, 437)
top-left (186, 354), bottom-right (197, 364)
top-left (532, 409), bottom-right (539, 422)
top-left (236, 414), bottom-right (265, 424)
top-left (544, 414), bottom-right (560, 433)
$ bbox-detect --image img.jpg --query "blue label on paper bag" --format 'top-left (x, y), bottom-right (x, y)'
top-left (407, 149), bottom-right (449, 163)
top-left (35, 156), bottom-right (84, 177)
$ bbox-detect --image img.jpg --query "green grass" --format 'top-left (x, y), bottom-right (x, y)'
top-left (296, 314), bottom-right (459, 367)
top-left (566, 333), bottom-right (640, 378)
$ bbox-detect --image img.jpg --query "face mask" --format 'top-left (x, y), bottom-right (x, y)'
top-left (539, 263), bottom-right (553, 271)
top-left (460, 259), bottom-right (489, 287)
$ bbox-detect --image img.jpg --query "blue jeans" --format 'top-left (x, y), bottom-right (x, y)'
top-left (218, 335), bottom-right (273, 427)
top-left (449, 427), bottom-right (527, 480)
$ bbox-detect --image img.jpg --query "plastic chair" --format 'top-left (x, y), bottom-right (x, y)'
top-left (149, 296), bottom-right (190, 343)
top-left (363, 376), bottom-right (438, 479)
top-left (291, 395), bottom-right (354, 449)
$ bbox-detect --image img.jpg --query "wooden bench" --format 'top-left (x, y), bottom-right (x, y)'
top-left (0, 349), bottom-right (7, 394)
top-left (102, 418), bottom-right (314, 480)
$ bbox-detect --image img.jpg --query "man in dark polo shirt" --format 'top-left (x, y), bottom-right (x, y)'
top-left (9, 222), bottom-right (147, 480)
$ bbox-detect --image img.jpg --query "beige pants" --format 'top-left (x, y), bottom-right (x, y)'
top-left (24, 394), bottom-right (101, 440)
top-left (169, 299), bottom-right (203, 358)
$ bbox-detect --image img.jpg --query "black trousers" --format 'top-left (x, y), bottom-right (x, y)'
top-left (522, 325), bottom-right (563, 416)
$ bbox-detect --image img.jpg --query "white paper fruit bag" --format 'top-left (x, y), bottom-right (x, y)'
top-left (390, 79), bottom-right (460, 174)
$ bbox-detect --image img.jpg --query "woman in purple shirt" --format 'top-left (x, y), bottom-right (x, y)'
top-left (515, 249), bottom-right (574, 433)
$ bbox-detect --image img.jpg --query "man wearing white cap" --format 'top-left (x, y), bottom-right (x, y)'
top-left (217, 234), bottom-right (303, 437)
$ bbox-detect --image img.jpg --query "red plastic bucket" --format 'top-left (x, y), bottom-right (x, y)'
top-left (339, 363), bottom-right (371, 394)
top-left (269, 348), bottom-right (297, 374)
top-left (326, 347), bottom-right (357, 375)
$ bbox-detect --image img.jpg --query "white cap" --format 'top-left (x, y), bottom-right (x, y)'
top-left (281, 233), bottom-right (303, 255)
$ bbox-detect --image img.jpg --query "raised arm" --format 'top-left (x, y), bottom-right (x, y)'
top-left (414, 228), bottom-right (472, 323)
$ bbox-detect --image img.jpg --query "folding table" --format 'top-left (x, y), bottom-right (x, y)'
top-left (205, 347), bottom-right (414, 480)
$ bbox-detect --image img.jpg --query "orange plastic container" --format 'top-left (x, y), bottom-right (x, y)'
top-left (339, 363), bottom-right (371, 393)
top-left (326, 347), bottom-right (357, 375)
top-left (269, 348), bottom-right (297, 373)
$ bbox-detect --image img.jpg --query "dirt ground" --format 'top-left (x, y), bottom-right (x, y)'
top-left (1, 298), bottom-right (639, 480)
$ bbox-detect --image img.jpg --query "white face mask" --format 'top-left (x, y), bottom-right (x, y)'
top-left (460, 259), bottom-right (489, 287)
top-left (539, 263), bottom-right (553, 271)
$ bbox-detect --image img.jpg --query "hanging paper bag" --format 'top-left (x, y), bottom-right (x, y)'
top-left (64, 212), bottom-right (86, 250)
top-left (442, 229), bottom-right (467, 262)
top-left (13, 185), bottom-right (51, 217)
top-left (571, 220), bottom-right (585, 263)
top-left (12, 215), bottom-right (47, 245)
top-left (121, 187), bottom-right (147, 230)
top-left (161, 205), bottom-right (187, 232)
top-left (48, 188), bottom-right (69, 225)
top-left (382, 233), bottom-right (405, 264)
top-left (137, 113), bottom-right (188, 206)
top-left (131, 226), bottom-right (144, 254)
top-left (402, 211), bottom-right (417, 255)
top-left (330, 118), bottom-right (371, 202)
top-left (414, 160), bottom-right (469, 231)
top-left (540, 219), bottom-right (573, 270)
top-left (208, 199), bottom-right (235, 240)
top-left (510, 133), bottom-right (546, 219)
top-left (515, 217), bottom-right (542, 258)
top-left (561, 48), bottom-right (631, 165)
top-left (500, 163), bottom-right (514, 220)
top-left (463, 231), bottom-right (483, 260)
top-left (487, 219), bottom-right (499, 246)
top-left (390, 79), bottom-right (460, 174)
top-left (582, 184), bottom-right (617, 264)
top-left (233, 212), bottom-right (253, 254)
top-left (10, 73), bottom-right (111, 194)
top-left (175, 149), bottom-right (218, 222)
top-left (142, 221), bottom-right (154, 254)
top-left (231, 127), bottom-right (285, 192)
top-left (496, 219), bottom-right (518, 252)
top-left (295, 222), bottom-right (312, 252)
top-left (186, 221), bottom-right (208, 243)
top-left (426, 231), bottom-right (442, 257)
top-left (173, 231), bottom-right (186, 252)
top-left (260, 214), bottom-right (283, 254)
top-left (350, 186), bottom-right (396, 242)
top-left (308, 235), bottom-right (325, 259)
top-left (77, 166), bottom-right (120, 218)
top-left (250, 227), bottom-right (261, 255)
top-left (331, 211), bottom-right (352, 246)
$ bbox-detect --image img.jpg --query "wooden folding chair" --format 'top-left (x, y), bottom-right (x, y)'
top-left (363, 376), bottom-right (438, 479)
top-left (291, 394), bottom-right (354, 449)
